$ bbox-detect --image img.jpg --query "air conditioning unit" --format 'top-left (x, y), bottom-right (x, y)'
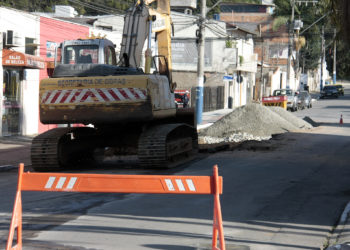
top-left (5, 30), bottom-right (22, 47)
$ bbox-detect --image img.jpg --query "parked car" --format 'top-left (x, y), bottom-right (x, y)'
top-left (175, 93), bottom-right (184, 108)
top-left (297, 91), bottom-right (312, 109)
top-left (334, 84), bottom-right (344, 96)
top-left (320, 85), bottom-right (339, 99)
top-left (174, 90), bottom-right (191, 108)
top-left (273, 89), bottom-right (298, 112)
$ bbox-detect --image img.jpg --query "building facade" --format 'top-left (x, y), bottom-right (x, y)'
top-left (38, 16), bottom-right (90, 133)
top-left (0, 7), bottom-right (44, 137)
top-left (170, 12), bottom-right (257, 110)
top-left (0, 6), bottom-right (122, 137)
top-left (219, 2), bottom-right (298, 98)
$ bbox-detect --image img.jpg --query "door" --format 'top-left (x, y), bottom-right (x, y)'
top-left (2, 69), bottom-right (22, 136)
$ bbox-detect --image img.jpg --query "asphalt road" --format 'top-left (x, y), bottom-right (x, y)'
top-left (0, 83), bottom-right (350, 250)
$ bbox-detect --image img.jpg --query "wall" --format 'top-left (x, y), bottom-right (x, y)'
top-left (0, 7), bottom-right (41, 136)
top-left (38, 16), bottom-right (90, 133)
top-left (171, 12), bottom-right (228, 73)
top-left (170, 12), bottom-right (231, 110)
top-left (22, 69), bottom-right (40, 135)
top-left (91, 15), bottom-right (124, 54)
top-left (269, 67), bottom-right (283, 95)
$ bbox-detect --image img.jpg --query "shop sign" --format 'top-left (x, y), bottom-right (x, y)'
top-left (2, 49), bottom-right (45, 69)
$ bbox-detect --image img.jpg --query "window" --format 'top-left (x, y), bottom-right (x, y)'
top-left (104, 46), bottom-right (116, 65)
top-left (25, 37), bottom-right (36, 55)
top-left (63, 45), bottom-right (99, 64)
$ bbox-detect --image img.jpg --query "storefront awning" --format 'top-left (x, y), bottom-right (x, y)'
top-left (2, 49), bottom-right (45, 69)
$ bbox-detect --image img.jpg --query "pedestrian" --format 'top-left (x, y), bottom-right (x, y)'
top-left (183, 91), bottom-right (189, 108)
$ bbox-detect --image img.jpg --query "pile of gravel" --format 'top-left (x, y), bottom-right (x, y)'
top-left (199, 103), bottom-right (312, 144)
top-left (269, 107), bottom-right (313, 129)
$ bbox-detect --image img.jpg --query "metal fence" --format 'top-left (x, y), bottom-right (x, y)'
top-left (190, 86), bottom-right (225, 112)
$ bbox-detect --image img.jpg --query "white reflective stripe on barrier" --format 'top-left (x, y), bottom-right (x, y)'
top-left (165, 178), bottom-right (196, 192)
top-left (45, 176), bottom-right (78, 190)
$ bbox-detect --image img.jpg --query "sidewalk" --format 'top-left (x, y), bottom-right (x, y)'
top-left (0, 136), bottom-right (32, 171)
top-left (327, 201), bottom-right (350, 249)
top-left (197, 108), bottom-right (232, 130)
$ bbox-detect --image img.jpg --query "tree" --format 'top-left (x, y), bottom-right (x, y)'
top-left (323, 0), bottom-right (350, 79)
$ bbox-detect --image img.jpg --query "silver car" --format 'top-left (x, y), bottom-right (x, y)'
top-left (297, 91), bottom-right (312, 109)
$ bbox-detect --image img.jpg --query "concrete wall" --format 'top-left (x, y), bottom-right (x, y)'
top-left (171, 12), bottom-right (228, 73)
top-left (38, 16), bottom-right (90, 133)
top-left (0, 7), bottom-right (40, 54)
top-left (269, 67), bottom-right (283, 95)
top-left (21, 69), bottom-right (40, 135)
top-left (91, 15), bottom-right (124, 54)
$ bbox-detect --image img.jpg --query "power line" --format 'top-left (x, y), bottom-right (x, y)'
top-left (67, 0), bottom-right (124, 15)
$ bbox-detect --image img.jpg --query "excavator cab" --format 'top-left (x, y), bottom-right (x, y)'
top-left (52, 39), bottom-right (143, 78)
top-left (56, 39), bottom-right (117, 65)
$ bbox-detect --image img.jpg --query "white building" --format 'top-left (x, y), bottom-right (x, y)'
top-left (170, 12), bottom-right (258, 110)
top-left (0, 7), bottom-right (43, 137)
top-left (225, 25), bottom-right (258, 108)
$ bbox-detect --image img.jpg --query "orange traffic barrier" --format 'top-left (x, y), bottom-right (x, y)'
top-left (7, 163), bottom-right (225, 250)
top-left (262, 95), bottom-right (287, 109)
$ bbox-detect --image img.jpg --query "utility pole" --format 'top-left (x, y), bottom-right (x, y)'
top-left (287, 0), bottom-right (319, 89)
top-left (287, 0), bottom-right (295, 89)
top-left (333, 28), bottom-right (336, 84)
top-left (260, 41), bottom-right (264, 100)
top-left (196, 0), bottom-right (206, 125)
top-left (320, 25), bottom-right (324, 91)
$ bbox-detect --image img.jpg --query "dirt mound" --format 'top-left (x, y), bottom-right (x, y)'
top-left (269, 107), bottom-right (313, 129)
top-left (199, 103), bottom-right (312, 144)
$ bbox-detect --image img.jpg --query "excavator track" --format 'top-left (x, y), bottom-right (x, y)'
top-left (31, 127), bottom-right (96, 171)
top-left (31, 128), bottom-right (75, 171)
top-left (138, 123), bottom-right (197, 168)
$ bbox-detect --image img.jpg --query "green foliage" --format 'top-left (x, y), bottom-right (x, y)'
top-left (239, 55), bottom-right (244, 65)
top-left (272, 16), bottom-right (289, 31)
top-left (273, 0), bottom-right (292, 17)
top-left (273, 0), bottom-right (336, 72)
top-left (225, 39), bottom-right (232, 48)
top-left (326, 39), bottom-right (350, 80)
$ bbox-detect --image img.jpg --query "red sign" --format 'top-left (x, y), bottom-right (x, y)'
top-left (262, 96), bottom-right (287, 103)
top-left (2, 49), bottom-right (45, 69)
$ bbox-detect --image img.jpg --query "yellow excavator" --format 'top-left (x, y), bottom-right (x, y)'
top-left (31, 0), bottom-right (197, 171)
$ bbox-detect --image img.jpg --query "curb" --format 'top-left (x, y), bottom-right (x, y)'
top-left (0, 165), bottom-right (16, 172)
top-left (326, 201), bottom-right (350, 249)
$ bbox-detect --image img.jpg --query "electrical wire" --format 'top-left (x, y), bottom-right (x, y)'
top-left (67, 0), bottom-right (124, 15)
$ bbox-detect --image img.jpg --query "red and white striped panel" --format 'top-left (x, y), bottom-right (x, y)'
top-left (41, 88), bottom-right (147, 104)
top-left (164, 178), bottom-right (197, 192)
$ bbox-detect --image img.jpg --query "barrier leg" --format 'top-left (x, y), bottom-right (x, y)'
top-left (282, 101), bottom-right (287, 109)
top-left (212, 165), bottom-right (225, 250)
top-left (6, 164), bottom-right (24, 250)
